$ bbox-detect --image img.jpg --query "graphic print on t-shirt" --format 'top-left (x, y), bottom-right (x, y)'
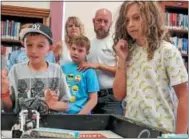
top-left (31, 79), bottom-right (45, 97)
top-left (17, 79), bottom-right (28, 98)
top-left (17, 77), bottom-right (60, 110)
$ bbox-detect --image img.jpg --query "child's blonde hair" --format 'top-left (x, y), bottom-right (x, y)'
top-left (113, 1), bottom-right (171, 60)
top-left (70, 35), bottom-right (90, 51)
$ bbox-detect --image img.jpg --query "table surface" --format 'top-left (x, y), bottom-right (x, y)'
top-left (1, 130), bottom-right (123, 138)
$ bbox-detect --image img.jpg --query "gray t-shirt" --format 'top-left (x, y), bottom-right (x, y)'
top-left (8, 62), bottom-right (71, 113)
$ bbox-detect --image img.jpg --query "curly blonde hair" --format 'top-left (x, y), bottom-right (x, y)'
top-left (113, 1), bottom-right (171, 60)
top-left (65, 16), bottom-right (85, 44)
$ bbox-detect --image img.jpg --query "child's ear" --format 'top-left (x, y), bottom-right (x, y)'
top-left (49, 45), bottom-right (53, 52)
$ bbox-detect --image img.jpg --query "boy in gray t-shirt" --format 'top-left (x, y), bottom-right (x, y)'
top-left (1, 23), bottom-right (71, 113)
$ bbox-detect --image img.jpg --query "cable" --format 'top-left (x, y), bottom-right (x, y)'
top-left (137, 129), bottom-right (151, 138)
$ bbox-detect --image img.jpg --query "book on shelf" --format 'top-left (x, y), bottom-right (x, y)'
top-left (170, 37), bottom-right (188, 56)
top-left (2, 45), bottom-right (23, 68)
top-left (1, 20), bottom-right (21, 40)
top-left (165, 12), bottom-right (188, 31)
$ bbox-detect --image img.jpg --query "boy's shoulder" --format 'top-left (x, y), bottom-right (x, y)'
top-left (48, 62), bottom-right (62, 70)
top-left (62, 62), bottom-right (76, 68)
top-left (9, 62), bottom-right (28, 76)
top-left (11, 62), bottom-right (28, 70)
top-left (84, 68), bottom-right (96, 75)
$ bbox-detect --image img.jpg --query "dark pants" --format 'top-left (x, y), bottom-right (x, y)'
top-left (92, 88), bottom-right (123, 115)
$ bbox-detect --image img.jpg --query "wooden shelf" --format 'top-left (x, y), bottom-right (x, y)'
top-left (1, 39), bottom-right (21, 46)
top-left (167, 28), bottom-right (188, 35)
top-left (182, 53), bottom-right (188, 57)
top-left (1, 5), bottom-right (50, 47)
top-left (2, 5), bottom-right (50, 25)
top-left (2, 39), bottom-right (20, 43)
top-left (160, 1), bottom-right (188, 9)
top-left (159, 1), bottom-right (188, 65)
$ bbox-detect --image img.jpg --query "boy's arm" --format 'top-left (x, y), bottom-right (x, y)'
top-left (2, 94), bottom-right (13, 111)
top-left (59, 65), bottom-right (71, 102)
top-left (1, 69), bottom-right (13, 111)
top-left (78, 69), bottom-right (99, 114)
top-left (46, 65), bottom-right (71, 112)
top-left (78, 92), bottom-right (97, 115)
top-left (48, 101), bottom-right (69, 111)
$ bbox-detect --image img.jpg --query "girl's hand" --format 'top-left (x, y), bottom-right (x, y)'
top-left (113, 39), bottom-right (129, 60)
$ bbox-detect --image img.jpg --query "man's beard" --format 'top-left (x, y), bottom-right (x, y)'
top-left (95, 28), bottom-right (110, 39)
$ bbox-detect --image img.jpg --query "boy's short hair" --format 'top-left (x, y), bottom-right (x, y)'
top-left (70, 35), bottom-right (90, 51)
top-left (19, 23), bottom-right (53, 44)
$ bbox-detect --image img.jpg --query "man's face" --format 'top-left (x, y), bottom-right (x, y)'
top-left (93, 10), bottom-right (112, 39)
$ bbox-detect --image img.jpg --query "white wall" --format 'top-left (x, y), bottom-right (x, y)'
top-left (63, 1), bottom-right (123, 40)
top-left (2, 0), bottom-right (124, 40)
top-left (2, 0), bottom-right (50, 9)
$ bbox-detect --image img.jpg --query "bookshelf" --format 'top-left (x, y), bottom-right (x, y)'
top-left (1, 5), bottom-right (50, 46)
top-left (159, 1), bottom-right (188, 70)
top-left (1, 5), bottom-right (50, 69)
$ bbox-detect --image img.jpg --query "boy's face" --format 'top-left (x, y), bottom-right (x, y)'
top-left (25, 34), bottom-right (50, 65)
top-left (70, 44), bottom-right (88, 64)
top-left (125, 3), bottom-right (145, 42)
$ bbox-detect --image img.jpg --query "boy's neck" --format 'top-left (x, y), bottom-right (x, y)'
top-left (75, 60), bottom-right (85, 66)
top-left (28, 61), bottom-right (48, 72)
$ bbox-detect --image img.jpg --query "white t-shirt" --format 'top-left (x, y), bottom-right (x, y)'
top-left (87, 36), bottom-right (117, 89)
top-left (124, 40), bottom-right (188, 132)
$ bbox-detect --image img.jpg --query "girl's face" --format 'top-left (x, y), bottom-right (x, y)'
top-left (67, 20), bottom-right (81, 39)
top-left (126, 3), bottom-right (146, 43)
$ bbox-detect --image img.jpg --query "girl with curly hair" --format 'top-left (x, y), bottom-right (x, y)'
top-left (113, 1), bottom-right (188, 133)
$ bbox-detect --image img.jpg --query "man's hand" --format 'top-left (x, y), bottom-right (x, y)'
top-left (77, 62), bottom-right (99, 72)
top-left (1, 69), bottom-right (10, 94)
